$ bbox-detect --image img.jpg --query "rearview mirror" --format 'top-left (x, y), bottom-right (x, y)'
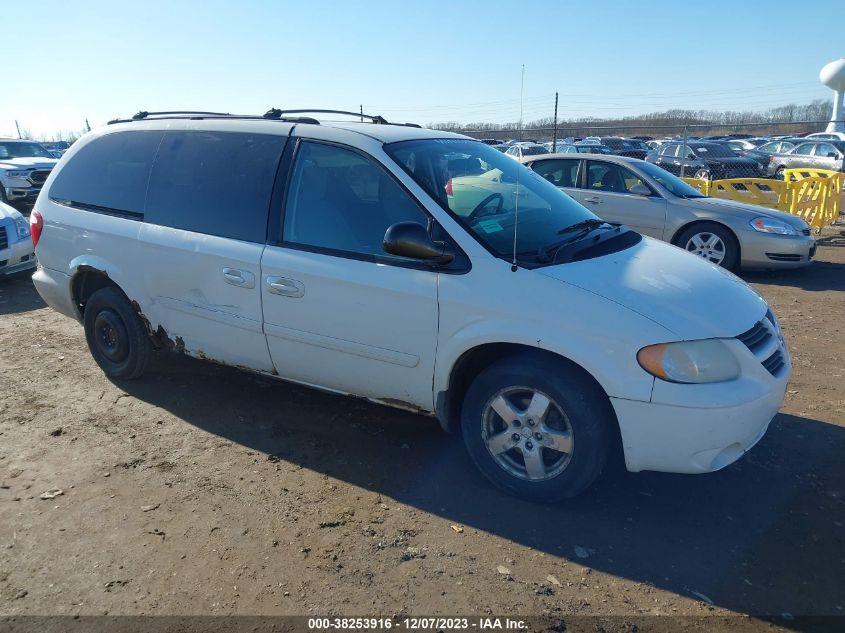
top-left (383, 222), bottom-right (455, 265)
top-left (629, 183), bottom-right (651, 196)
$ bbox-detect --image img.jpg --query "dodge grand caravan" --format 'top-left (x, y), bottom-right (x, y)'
top-left (30, 110), bottom-right (790, 499)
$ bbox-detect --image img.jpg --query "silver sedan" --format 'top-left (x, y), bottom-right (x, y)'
top-left (521, 153), bottom-right (816, 270)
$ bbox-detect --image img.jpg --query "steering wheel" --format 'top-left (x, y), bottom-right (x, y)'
top-left (467, 193), bottom-right (504, 222)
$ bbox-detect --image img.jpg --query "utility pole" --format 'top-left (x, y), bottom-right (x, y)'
top-left (552, 92), bottom-right (559, 152)
top-left (681, 123), bottom-right (688, 178)
top-left (359, 105), bottom-right (363, 122)
top-left (15, 120), bottom-right (22, 139)
top-left (85, 119), bottom-right (91, 132)
top-left (518, 64), bottom-right (525, 141)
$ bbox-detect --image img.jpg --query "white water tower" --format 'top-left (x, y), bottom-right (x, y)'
top-left (820, 58), bottom-right (845, 133)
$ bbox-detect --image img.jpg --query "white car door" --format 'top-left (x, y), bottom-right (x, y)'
top-left (259, 139), bottom-right (442, 411)
top-left (135, 129), bottom-right (290, 371)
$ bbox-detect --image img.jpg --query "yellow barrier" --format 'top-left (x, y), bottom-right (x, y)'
top-left (680, 177), bottom-right (710, 196)
top-left (709, 178), bottom-right (789, 211)
top-left (784, 168), bottom-right (843, 228)
top-left (787, 176), bottom-right (830, 232)
top-left (679, 170), bottom-right (842, 233)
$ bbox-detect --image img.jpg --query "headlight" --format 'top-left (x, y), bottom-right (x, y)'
top-left (750, 217), bottom-right (797, 235)
top-left (637, 339), bottom-right (740, 384)
top-left (5, 170), bottom-right (31, 180)
top-left (14, 216), bottom-right (30, 239)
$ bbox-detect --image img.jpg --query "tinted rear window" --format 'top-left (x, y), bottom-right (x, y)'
top-left (50, 130), bottom-right (285, 243)
top-left (145, 131), bottom-right (285, 242)
top-left (49, 131), bottom-right (164, 216)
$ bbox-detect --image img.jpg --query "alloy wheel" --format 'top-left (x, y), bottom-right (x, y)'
top-left (685, 232), bottom-right (726, 265)
top-left (481, 387), bottom-right (574, 482)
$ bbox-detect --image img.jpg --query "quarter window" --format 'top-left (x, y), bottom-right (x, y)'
top-left (282, 142), bottom-right (428, 258)
top-left (531, 159), bottom-right (580, 188)
top-left (49, 131), bottom-right (164, 216)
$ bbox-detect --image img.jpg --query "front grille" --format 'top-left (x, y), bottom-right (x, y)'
top-left (27, 170), bottom-right (50, 186)
top-left (736, 320), bottom-right (772, 354)
top-left (761, 350), bottom-right (786, 376)
top-left (765, 253), bottom-right (801, 262)
top-left (736, 315), bottom-right (788, 377)
top-left (0, 226), bottom-right (8, 251)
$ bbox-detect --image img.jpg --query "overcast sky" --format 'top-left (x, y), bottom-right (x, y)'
top-left (3, 0), bottom-right (842, 139)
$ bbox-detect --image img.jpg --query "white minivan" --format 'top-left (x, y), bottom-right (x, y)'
top-left (30, 111), bottom-right (790, 499)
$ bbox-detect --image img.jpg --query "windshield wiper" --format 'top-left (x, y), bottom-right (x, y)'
top-left (555, 218), bottom-right (608, 235)
top-left (538, 219), bottom-right (617, 263)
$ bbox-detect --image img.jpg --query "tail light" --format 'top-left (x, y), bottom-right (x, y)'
top-left (30, 210), bottom-right (43, 248)
top-left (445, 179), bottom-right (453, 196)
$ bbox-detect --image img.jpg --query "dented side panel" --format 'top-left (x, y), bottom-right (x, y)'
top-left (133, 222), bottom-right (273, 372)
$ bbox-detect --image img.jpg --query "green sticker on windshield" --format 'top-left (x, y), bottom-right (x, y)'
top-left (477, 219), bottom-right (504, 234)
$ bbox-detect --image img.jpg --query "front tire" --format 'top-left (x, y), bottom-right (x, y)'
top-left (83, 287), bottom-right (151, 380)
top-left (676, 222), bottom-right (739, 270)
top-left (693, 168), bottom-right (712, 181)
top-left (460, 355), bottom-right (612, 501)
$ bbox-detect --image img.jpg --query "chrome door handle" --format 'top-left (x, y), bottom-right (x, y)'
top-left (266, 276), bottom-right (304, 298)
top-left (222, 268), bottom-right (255, 289)
top-left (583, 196), bottom-right (601, 203)
top-left (673, 161), bottom-right (681, 165)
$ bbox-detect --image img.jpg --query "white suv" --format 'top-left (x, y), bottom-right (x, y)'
top-left (30, 110), bottom-right (790, 499)
top-left (0, 138), bottom-right (58, 209)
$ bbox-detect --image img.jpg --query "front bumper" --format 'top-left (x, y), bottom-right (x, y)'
top-left (3, 184), bottom-right (42, 207)
top-left (739, 230), bottom-right (816, 269)
top-left (612, 336), bottom-right (789, 474)
top-left (0, 235), bottom-right (37, 277)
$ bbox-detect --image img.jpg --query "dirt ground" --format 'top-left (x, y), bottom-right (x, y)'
top-left (1, 229), bottom-right (844, 631)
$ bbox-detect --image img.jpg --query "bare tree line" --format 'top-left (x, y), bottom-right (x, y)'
top-left (431, 99), bottom-right (834, 140)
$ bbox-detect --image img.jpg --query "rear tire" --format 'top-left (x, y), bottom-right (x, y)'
top-left (83, 287), bottom-right (151, 380)
top-left (460, 355), bottom-right (612, 501)
top-left (693, 169), bottom-right (712, 180)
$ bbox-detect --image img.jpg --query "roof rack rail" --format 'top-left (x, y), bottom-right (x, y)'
top-left (106, 108), bottom-right (420, 128)
top-left (132, 110), bottom-right (231, 120)
top-left (262, 108), bottom-right (389, 124)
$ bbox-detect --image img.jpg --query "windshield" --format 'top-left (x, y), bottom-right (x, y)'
top-left (521, 145), bottom-right (548, 156)
top-left (0, 142), bottom-right (54, 159)
top-left (691, 143), bottom-right (735, 158)
top-left (576, 145), bottom-right (612, 154)
top-left (385, 138), bottom-right (612, 262)
top-left (636, 161), bottom-right (706, 198)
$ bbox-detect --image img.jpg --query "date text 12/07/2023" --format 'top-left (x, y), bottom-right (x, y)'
top-left (306, 617), bottom-right (528, 630)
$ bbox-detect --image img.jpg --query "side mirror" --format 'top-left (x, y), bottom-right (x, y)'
top-left (827, 152), bottom-right (838, 158)
top-left (629, 183), bottom-right (651, 196)
top-left (383, 222), bottom-right (455, 265)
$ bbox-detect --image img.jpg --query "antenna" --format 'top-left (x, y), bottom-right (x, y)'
top-left (512, 64), bottom-right (525, 273)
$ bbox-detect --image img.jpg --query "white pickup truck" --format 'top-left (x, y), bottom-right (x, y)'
top-left (0, 139), bottom-right (58, 210)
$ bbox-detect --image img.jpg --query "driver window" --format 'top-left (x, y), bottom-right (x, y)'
top-left (283, 141), bottom-right (428, 258)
